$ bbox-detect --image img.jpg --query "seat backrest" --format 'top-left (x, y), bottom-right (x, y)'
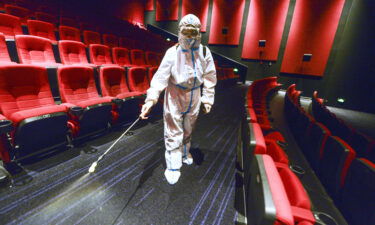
top-left (130, 49), bottom-right (146, 66)
top-left (99, 66), bottom-right (130, 97)
top-left (103, 34), bottom-right (118, 48)
top-left (89, 44), bottom-right (112, 66)
top-left (318, 136), bottom-right (356, 199)
top-left (127, 67), bottom-right (149, 92)
top-left (58, 40), bottom-right (89, 65)
top-left (304, 121), bottom-right (331, 170)
top-left (15, 35), bottom-right (56, 64)
top-left (57, 66), bottom-right (99, 104)
top-left (59, 25), bottom-right (81, 42)
top-left (349, 131), bottom-right (375, 159)
top-left (35, 12), bottom-right (57, 24)
top-left (27, 20), bottom-right (56, 42)
top-left (145, 51), bottom-right (159, 66)
top-left (5, 4), bottom-right (30, 24)
top-left (0, 65), bottom-right (55, 118)
top-left (247, 154), bottom-right (294, 225)
top-left (0, 13), bottom-right (23, 39)
top-left (340, 158), bottom-right (375, 225)
top-left (148, 66), bottom-right (158, 80)
top-left (83, 30), bottom-right (101, 46)
top-left (0, 33), bottom-right (11, 63)
top-left (112, 47), bottom-right (131, 66)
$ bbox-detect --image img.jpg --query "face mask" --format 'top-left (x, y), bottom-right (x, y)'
top-left (178, 33), bottom-right (201, 50)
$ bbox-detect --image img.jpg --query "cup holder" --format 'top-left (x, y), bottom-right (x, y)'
top-left (69, 106), bottom-right (84, 117)
top-left (314, 212), bottom-right (338, 225)
top-left (0, 120), bottom-right (13, 133)
top-left (289, 164), bottom-right (305, 177)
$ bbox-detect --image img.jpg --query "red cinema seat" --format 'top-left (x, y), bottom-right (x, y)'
top-left (89, 44), bottom-right (114, 66)
top-left (58, 40), bottom-right (95, 66)
top-left (265, 139), bottom-right (289, 165)
top-left (0, 13), bottom-right (23, 39)
top-left (27, 20), bottom-right (56, 44)
top-left (112, 47), bottom-right (132, 67)
top-left (0, 65), bottom-right (69, 162)
top-left (15, 35), bottom-right (60, 66)
top-left (148, 66), bottom-right (158, 80)
top-left (0, 33), bottom-right (15, 64)
top-left (35, 12), bottom-right (57, 25)
top-left (100, 66), bottom-right (144, 122)
top-left (339, 158), bottom-right (375, 225)
top-left (59, 25), bottom-right (81, 42)
top-left (276, 164), bottom-right (316, 224)
top-left (5, 4), bottom-right (30, 25)
top-left (127, 67), bottom-right (149, 94)
top-left (83, 30), bottom-right (101, 46)
top-left (57, 66), bottom-right (114, 138)
top-left (145, 51), bottom-right (159, 66)
top-left (103, 34), bottom-right (118, 48)
top-left (130, 49), bottom-right (147, 66)
top-left (318, 136), bottom-right (356, 199)
top-left (303, 121), bottom-right (331, 170)
top-left (247, 154), bottom-right (294, 225)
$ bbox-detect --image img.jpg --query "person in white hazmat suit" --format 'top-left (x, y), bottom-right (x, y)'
top-left (139, 14), bottom-right (217, 185)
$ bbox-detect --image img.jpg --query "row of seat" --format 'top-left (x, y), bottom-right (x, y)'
top-left (0, 64), bottom-right (150, 164)
top-left (0, 33), bottom-right (160, 71)
top-left (245, 77), bottom-right (282, 131)
top-left (242, 78), bottom-right (318, 224)
top-left (284, 84), bottom-right (375, 225)
top-left (311, 91), bottom-right (375, 162)
top-left (0, 12), bottom-right (169, 50)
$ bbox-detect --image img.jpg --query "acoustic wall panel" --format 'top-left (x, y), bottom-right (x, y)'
top-left (146, 0), bottom-right (154, 11)
top-left (208, 0), bottom-right (245, 45)
top-left (182, 0), bottom-right (209, 32)
top-left (241, 0), bottom-right (290, 61)
top-left (156, 0), bottom-right (179, 21)
top-left (280, 0), bottom-right (345, 77)
top-left (117, 0), bottom-right (145, 24)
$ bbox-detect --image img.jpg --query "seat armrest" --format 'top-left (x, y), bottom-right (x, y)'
top-left (0, 115), bottom-right (13, 134)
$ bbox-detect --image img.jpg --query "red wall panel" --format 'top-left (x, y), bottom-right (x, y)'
top-left (145, 0), bottom-right (154, 11)
top-left (181, 0), bottom-right (209, 32)
top-left (241, 0), bottom-right (290, 61)
top-left (117, 0), bottom-right (145, 24)
top-left (156, 0), bottom-right (179, 21)
top-left (280, 0), bottom-right (345, 77)
top-left (208, 0), bottom-right (245, 45)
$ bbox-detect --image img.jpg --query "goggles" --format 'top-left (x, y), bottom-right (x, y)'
top-left (180, 26), bottom-right (199, 37)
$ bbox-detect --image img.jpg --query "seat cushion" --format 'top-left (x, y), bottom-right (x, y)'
top-left (277, 164), bottom-right (311, 209)
top-left (266, 140), bottom-right (289, 164)
top-left (9, 105), bottom-right (67, 124)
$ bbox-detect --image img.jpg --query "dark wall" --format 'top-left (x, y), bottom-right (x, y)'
top-left (144, 0), bottom-right (375, 114)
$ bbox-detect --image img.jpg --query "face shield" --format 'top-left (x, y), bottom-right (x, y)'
top-left (178, 14), bottom-right (201, 50)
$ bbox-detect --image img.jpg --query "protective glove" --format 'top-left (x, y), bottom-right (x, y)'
top-left (202, 103), bottom-right (212, 114)
top-left (140, 101), bottom-right (154, 119)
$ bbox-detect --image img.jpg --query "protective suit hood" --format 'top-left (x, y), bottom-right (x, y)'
top-left (178, 14), bottom-right (201, 50)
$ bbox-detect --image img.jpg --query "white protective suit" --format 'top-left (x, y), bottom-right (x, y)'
top-left (144, 14), bottom-right (216, 183)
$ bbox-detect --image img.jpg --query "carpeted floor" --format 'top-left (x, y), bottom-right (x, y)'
top-left (0, 83), bottom-right (245, 225)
